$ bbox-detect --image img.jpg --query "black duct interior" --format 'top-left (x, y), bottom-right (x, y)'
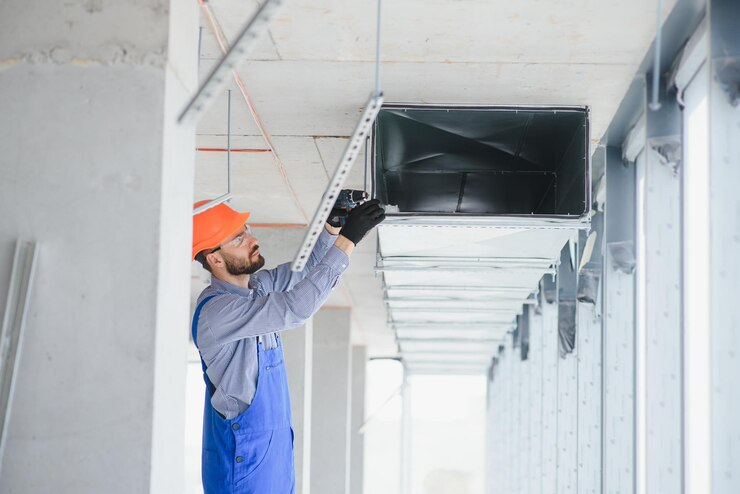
top-left (373, 106), bottom-right (589, 216)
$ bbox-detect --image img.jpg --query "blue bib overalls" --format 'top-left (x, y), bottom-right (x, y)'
top-left (192, 295), bottom-right (295, 494)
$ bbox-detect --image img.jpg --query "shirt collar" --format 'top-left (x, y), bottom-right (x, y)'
top-left (210, 275), bottom-right (256, 298)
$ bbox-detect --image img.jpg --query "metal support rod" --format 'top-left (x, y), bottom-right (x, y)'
top-left (649, 0), bottom-right (664, 111)
top-left (0, 240), bottom-right (39, 475)
top-left (374, 0), bottom-right (383, 97)
top-left (197, 26), bottom-right (203, 74)
top-left (227, 89), bottom-right (232, 196)
top-left (363, 135), bottom-right (369, 193)
top-left (193, 193), bottom-right (233, 216)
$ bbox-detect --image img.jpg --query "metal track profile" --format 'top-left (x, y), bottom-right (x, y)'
top-left (0, 240), bottom-right (39, 473)
top-left (291, 93), bottom-right (384, 272)
top-left (179, 0), bottom-right (285, 125)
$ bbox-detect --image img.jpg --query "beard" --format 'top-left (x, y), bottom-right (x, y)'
top-left (221, 248), bottom-right (265, 276)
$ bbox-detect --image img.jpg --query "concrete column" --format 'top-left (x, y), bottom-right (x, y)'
top-left (540, 298), bottom-right (559, 494)
top-left (603, 146), bottom-right (637, 494)
top-left (311, 308), bottom-right (353, 494)
top-left (518, 337), bottom-right (531, 492)
top-left (707, 2), bottom-right (740, 490)
top-left (283, 319), bottom-right (314, 494)
top-left (349, 346), bottom-right (367, 494)
top-left (644, 71), bottom-right (682, 494)
top-left (527, 305), bottom-right (543, 494)
top-left (0, 1), bottom-right (198, 493)
top-left (576, 301), bottom-right (603, 493)
top-left (485, 356), bottom-right (496, 494)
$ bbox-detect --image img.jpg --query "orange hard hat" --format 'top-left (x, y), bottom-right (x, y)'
top-left (192, 200), bottom-right (251, 260)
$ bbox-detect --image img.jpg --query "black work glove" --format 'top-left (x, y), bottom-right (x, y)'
top-left (339, 199), bottom-right (385, 245)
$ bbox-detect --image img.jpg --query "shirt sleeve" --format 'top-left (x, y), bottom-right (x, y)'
top-left (202, 246), bottom-right (349, 345)
top-left (251, 228), bottom-right (337, 293)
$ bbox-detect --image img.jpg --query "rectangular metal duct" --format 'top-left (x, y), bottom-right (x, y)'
top-left (373, 104), bottom-right (589, 217)
top-left (370, 104), bottom-right (591, 375)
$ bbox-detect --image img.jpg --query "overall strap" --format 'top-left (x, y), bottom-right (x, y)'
top-left (192, 294), bottom-right (219, 394)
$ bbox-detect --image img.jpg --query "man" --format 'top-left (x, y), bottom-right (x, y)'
top-left (190, 196), bottom-right (385, 494)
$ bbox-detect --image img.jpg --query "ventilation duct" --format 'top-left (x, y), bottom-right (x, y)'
top-left (373, 105), bottom-right (589, 217)
top-left (371, 104), bottom-right (591, 375)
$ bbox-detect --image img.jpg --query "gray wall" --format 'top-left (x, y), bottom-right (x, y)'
top-left (0, 1), bottom-right (198, 492)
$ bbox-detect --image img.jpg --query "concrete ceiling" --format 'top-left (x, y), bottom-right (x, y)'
top-left (192, 0), bottom-right (675, 357)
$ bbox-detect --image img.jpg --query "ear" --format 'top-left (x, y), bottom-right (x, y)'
top-left (206, 251), bottom-right (224, 270)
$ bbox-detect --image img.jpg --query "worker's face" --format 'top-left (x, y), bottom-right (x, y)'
top-left (218, 225), bottom-right (265, 276)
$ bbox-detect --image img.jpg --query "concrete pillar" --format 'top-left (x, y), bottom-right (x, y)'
top-left (311, 308), bottom-right (353, 494)
top-left (0, 1), bottom-right (198, 493)
top-left (643, 70), bottom-right (682, 494)
top-left (708, 2), bottom-right (740, 491)
top-left (283, 320), bottom-right (314, 494)
top-left (349, 346), bottom-right (367, 494)
top-left (603, 146), bottom-right (637, 494)
top-left (527, 305), bottom-right (543, 494)
top-left (540, 299), bottom-right (559, 494)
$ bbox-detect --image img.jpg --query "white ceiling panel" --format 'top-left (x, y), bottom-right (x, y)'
top-left (195, 80), bottom-right (264, 136)
top-left (255, 0), bottom-right (673, 65)
top-left (232, 60), bottom-right (631, 139)
top-left (194, 136), bottom-right (305, 223)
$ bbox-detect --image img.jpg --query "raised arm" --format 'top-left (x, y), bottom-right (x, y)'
top-left (253, 225), bottom-right (342, 293)
top-left (202, 246), bottom-right (350, 344)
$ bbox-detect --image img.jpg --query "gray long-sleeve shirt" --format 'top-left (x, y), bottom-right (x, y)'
top-left (195, 229), bottom-right (348, 419)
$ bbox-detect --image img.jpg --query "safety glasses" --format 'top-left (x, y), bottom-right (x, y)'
top-left (211, 224), bottom-right (253, 254)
